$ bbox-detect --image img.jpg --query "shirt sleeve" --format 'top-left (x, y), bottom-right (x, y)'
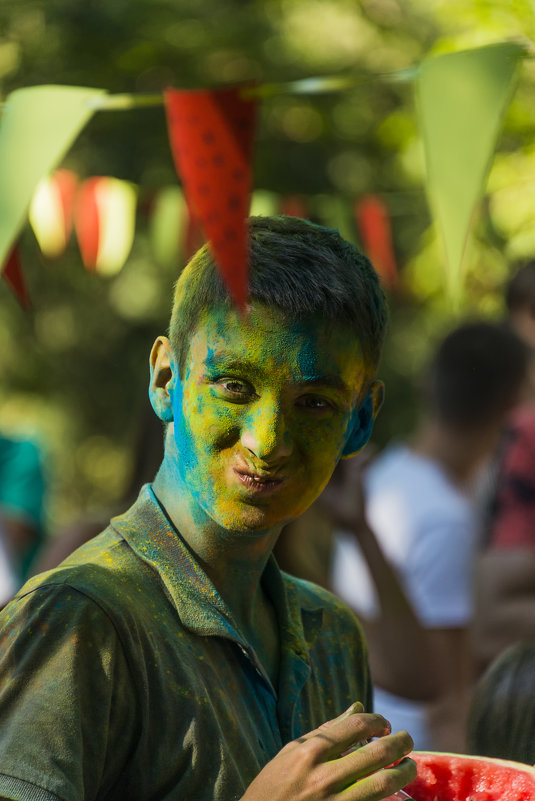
top-left (0, 582), bottom-right (138, 801)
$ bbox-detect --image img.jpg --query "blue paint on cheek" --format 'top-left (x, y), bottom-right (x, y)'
top-left (170, 375), bottom-right (218, 520)
top-left (171, 377), bottom-right (200, 482)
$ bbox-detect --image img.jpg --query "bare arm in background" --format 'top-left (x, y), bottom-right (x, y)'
top-left (321, 457), bottom-right (472, 751)
top-left (320, 457), bottom-right (439, 703)
top-left (472, 549), bottom-right (535, 677)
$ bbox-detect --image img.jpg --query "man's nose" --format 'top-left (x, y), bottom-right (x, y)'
top-left (240, 396), bottom-right (292, 463)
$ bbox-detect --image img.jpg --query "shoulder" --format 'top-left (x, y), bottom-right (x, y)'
top-left (9, 525), bottom-right (156, 630)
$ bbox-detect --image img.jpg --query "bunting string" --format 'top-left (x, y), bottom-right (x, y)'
top-left (0, 41), bottom-right (532, 307)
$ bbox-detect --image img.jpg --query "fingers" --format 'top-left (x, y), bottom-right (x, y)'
top-left (242, 705), bottom-right (415, 801)
top-left (289, 703), bottom-right (392, 761)
top-left (335, 729), bottom-right (414, 780)
top-left (343, 754), bottom-right (417, 801)
top-left (284, 705), bottom-right (414, 801)
top-left (289, 702), bottom-right (366, 747)
top-left (307, 712), bottom-right (393, 763)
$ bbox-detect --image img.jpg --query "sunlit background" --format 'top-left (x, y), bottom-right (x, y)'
top-left (1, 0), bottom-right (535, 536)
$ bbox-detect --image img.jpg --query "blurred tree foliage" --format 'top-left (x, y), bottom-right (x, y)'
top-left (0, 0), bottom-right (534, 532)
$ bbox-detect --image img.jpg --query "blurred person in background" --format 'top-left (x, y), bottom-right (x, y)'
top-left (473, 262), bottom-right (535, 677)
top-left (329, 321), bottom-right (528, 752)
top-left (466, 641), bottom-right (535, 765)
top-left (0, 433), bottom-right (46, 601)
top-left (30, 400), bottom-right (164, 575)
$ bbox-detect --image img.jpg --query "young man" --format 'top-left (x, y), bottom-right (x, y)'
top-left (0, 216), bottom-right (415, 801)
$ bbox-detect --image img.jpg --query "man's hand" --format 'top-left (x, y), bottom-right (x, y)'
top-left (319, 455), bottom-right (371, 536)
top-left (241, 702), bottom-right (415, 801)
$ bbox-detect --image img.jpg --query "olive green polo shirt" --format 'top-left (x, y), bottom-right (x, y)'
top-left (0, 485), bottom-right (372, 801)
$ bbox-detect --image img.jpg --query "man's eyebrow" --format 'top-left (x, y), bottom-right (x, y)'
top-left (202, 353), bottom-right (259, 374)
top-left (202, 354), bottom-right (350, 392)
top-left (297, 375), bottom-right (350, 392)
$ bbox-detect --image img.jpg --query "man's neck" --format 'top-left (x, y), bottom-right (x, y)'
top-left (410, 418), bottom-right (498, 490)
top-left (151, 461), bottom-right (281, 632)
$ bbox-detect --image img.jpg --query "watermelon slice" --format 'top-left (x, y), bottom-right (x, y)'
top-left (406, 751), bottom-right (535, 801)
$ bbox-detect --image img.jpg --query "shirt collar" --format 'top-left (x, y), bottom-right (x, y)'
top-left (110, 484), bottom-right (324, 652)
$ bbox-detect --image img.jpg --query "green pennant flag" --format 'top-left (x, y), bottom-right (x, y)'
top-left (0, 85), bottom-right (106, 271)
top-left (417, 42), bottom-right (525, 300)
top-left (149, 186), bottom-right (187, 267)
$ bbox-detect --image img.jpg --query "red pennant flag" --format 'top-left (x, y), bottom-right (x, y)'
top-left (355, 195), bottom-right (398, 289)
top-left (55, 169), bottom-right (78, 243)
top-left (164, 84), bottom-right (258, 308)
top-left (279, 195), bottom-right (308, 219)
top-left (74, 176), bottom-right (137, 275)
top-left (2, 245), bottom-right (30, 308)
top-left (74, 177), bottom-right (100, 271)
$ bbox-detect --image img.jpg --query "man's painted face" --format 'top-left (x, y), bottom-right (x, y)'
top-left (171, 303), bottom-right (373, 533)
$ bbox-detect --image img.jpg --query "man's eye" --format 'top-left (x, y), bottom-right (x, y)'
top-left (217, 378), bottom-right (255, 398)
top-left (224, 380), bottom-right (248, 393)
top-left (297, 395), bottom-right (332, 411)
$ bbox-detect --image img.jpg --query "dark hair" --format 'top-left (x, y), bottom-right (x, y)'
top-left (467, 642), bottom-right (535, 764)
top-left (506, 261), bottom-right (535, 316)
top-left (426, 321), bottom-right (528, 429)
top-left (169, 215), bottom-right (388, 377)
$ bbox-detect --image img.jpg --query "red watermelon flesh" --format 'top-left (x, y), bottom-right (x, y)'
top-left (405, 752), bottom-right (535, 801)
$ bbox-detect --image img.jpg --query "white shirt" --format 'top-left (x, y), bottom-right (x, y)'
top-left (331, 445), bottom-right (478, 747)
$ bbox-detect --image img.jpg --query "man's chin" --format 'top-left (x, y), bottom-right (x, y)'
top-left (213, 505), bottom-right (293, 536)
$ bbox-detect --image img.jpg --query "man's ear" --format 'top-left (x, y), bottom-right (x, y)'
top-left (149, 336), bottom-right (177, 423)
top-left (341, 380), bottom-right (384, 459)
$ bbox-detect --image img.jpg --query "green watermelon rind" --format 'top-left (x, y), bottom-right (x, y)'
top-left (405, 751), bottom-right (535, 801)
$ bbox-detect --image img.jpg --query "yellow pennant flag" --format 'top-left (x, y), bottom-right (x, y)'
top-left (94, 177), bottom-right (138, 276)
top-left (0, 85), bottom-right (106, 271)
top-left (417, 42), bottom-right (525, 300)
top-left (29, 169), bottom-right (78, 259)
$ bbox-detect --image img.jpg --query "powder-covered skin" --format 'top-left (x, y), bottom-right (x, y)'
top-left (169, 302), bottom-right (373, 536)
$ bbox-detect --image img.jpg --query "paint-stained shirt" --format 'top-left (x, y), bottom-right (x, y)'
top-left (0, 484), bottom-right (372, 801)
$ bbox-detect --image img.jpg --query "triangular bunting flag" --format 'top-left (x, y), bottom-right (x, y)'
top-left (0, 85), bottom-right (106, 271)
top-left (356, 195), bottom-right (398, 289)
top-left (1, 245), bottom-right (30, 309)
top-left (164, 84), bottom-right (258, 308)
top-left (29, 169), bottom-right (78, 259)
top-left (250, 190), bottom-right (279, 218)
top-left (278, 195), bottom-right (308, 219)
top-left (149, 186), bottom-right (188, 267)
top-left (416, 42), bottom-right (525, 300)
top-left (74, 177), bottom-right (137, 275)
top-left (74, 178), bottom-right (100, 270)
top-left (93, 177), bottom-right (137, 276)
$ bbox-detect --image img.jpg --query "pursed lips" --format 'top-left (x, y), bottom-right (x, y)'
top-left (233, 463), bottom-right (287, 494)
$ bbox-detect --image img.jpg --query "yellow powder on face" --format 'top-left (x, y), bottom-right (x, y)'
top-left (172, 303), bottom-right (371, 534)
